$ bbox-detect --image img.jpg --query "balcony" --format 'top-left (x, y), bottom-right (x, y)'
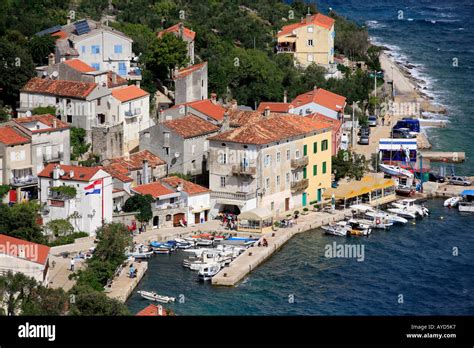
top-left (124, 108), bottom-right (141, 118)
top-left (276, 43), bottom-right (296, 54)
top-left (211, 191), bottom-right (256, 201)
top-left (232, 165), bottom-right (257, 177)
top-left (291, 156), bottom-right (308, 169)
top-left (10, 175), bottom-right (38, 187)
top-left (43, 152), bottom-right (63, 163)
top-left (291, 179), bottom-right (309, 193)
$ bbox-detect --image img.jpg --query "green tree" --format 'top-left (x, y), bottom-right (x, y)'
top-left (111, 22), bottom-right (156, 57)
top-left (146, 32), bottom-right (189, 82)
top-left (332, 150), bottom-right (367, 181)
top-left (28, 35), bottom-right (56, 65)
top-left (0, 185), bottom-right (9, 198)
top-left (70, 127), bottom-right (91, 161)
top-left (45, 219), bottom-right (74, 237)
top-left (0, 202), bottom-right (44, 244)
top-left (32, 106), bottom-right (56, 115)
top-left (69, 288), bottom-right (129, 316)
top-left (123, 194), bottom-right (153, 225)
top-left (93, 223), bottom-right (132, 266)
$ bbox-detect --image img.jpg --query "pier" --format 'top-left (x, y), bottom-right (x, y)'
top-left (212, 210), bottom-right (350, 286)
top-left (105, 261), bottom-right (148, 302)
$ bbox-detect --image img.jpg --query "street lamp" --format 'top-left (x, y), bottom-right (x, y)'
top-left (351, 101), bottom-right (360, 148)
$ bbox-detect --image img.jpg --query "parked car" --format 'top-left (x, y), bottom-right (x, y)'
top-left (391, 128), bottom-right (414, 138)
top-left (368, 115), bottom-right (378, 127)
top-left (428, 173), bottom-right (446, 183)
top-left (447, 176), bottom-right (472, 186)
top-left (393, 119), bottom-right (421, 133)
top-left (358, 125), bottom-right (371, 136)
top-left (358, 135), bottom-right (370, 145)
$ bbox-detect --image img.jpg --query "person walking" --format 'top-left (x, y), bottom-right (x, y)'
top-left (70, 257), bottom-right (75, 272)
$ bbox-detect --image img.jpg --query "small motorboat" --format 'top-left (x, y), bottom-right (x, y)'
top-left (380, 164), bottom-right (414, 178)
top-left (352, 217), bottom-right (392, 229)
top-left (444, 196), bottom-right (462, 208)
top-left (137, 290), bottom-right (175, 303)
top-left (387, 207), bottom-right (417, 219)
top-left (321, 224), bottom-right (348, 237)
top-left (127, 244), bottom-right (154, 259)
top-left (150, 241), bottom-right (173, 254)
top-left (337, 219), bottom-right (372, 236)
top-left (392, 199), bottom-right (429, 217)
top-left (197, 263), bottom-right (221, 281)
top-left (365, 211), bottom-right (408, 224)
top-left (395, 185), bottom-right (415, 196)
top-left (195, 238), bottom-right (214, 246)
top-left (173, 238), bottom-right (193, 249)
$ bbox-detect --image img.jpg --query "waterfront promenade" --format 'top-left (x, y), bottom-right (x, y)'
top-left (106, 261), bottom-right (148, 302)
top-left (212, 209), bottom-right (351, 286)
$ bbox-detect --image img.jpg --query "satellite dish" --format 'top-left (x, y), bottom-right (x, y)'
top-left (174, 152), bottom-right (180, 158)
top-left (59, 169), bottom-right (65, 176)
top-left (26, 111), bottom-right (32, 117)
top-left (51, 71), bottom-right (59, 79)
top-left (176, 186), bottom-right (182, 192)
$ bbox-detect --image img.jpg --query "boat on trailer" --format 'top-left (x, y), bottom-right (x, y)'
top-left (137, 290), bottom-right (175, 303)
top-left (380, 164), bottom-right (414, 178)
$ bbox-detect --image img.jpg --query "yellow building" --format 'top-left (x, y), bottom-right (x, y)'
top-left (303, 128), bottom-right (332, 207)
top-left (277, 13), bottom-right (335, 68)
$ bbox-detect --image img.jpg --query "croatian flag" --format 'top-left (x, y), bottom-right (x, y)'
top-left (84, 180), bottom-right (102, 195)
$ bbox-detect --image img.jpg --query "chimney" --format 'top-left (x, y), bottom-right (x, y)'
top-left (158, 109), bottom-right (165, 122)
top-left (53, 165), bottom-right (60, 180)
top-left (69, 170), bottom-right (74, 178)
top-left (48, 53), bottom-right (55, 67)
top-left (136, 80), bottom-right (140, 89)
top-left (221, 111), bottom-right (230, 131)
top-left (53, 119), bottom-right (57, 129)
top-left (210, 93), bottom-right (217, 105)
top-left (178, 23), bottom-right (184, 38)
top-left (157, 305), bottom-right (163, 316)
top-left (112, 73), bottom-right (117, 85)
top-left (230, 99), bottom-right (238, 111)
top-left (264, 106), bottom-right (271, 119)
top-left (143, 160), bottom-right (149, 184)
top-left (283, 90), bottom-right (288, 104)
top-left (306, 13), bottom-right (312, 23)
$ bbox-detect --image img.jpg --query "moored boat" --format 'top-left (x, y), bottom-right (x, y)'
top-left (458, 190), bottom-right (474, 212)
top-left (444, 196), bottom-right (462, 208)
top-left (137, 290), bottom-right (175, 303)
top-left (197, 263), bottom-right (221, 281)
top-left (321, 224), bottom-right (348, 237)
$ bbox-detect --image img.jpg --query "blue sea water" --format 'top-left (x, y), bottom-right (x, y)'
top-left (315, 0), bottom-right (474, 175)
top-left (127, 199), bottom-right (474, 315)
top-left (126, 1), bottom-right (474, 316)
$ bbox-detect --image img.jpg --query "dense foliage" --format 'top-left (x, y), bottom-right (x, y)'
top-left (0, 202), bottom-right (44, 243)
top-left (70, 127), bottom-right (91, 161)
top-left (332, 150), bottom-right (368, 181)
top-left (123, 194), bottom-right (154, 224)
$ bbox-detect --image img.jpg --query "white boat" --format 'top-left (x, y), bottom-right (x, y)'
top-left (337, 219), bottom-right (372, 236)
top-left (321, 224), bottom-right (348, 237)
top-left (349, 205), bottom-right (395, 228)
top-left (352, 217), bottom-right (393, 229)
top-left (197, 263), bottom-right (221, 281)
top-left (380, 164), bottom-right (414, 178)
top-left (444, 196), bottom-right (462, 208)
top-left (387, 207), bottom-right (417, 219)
top-left (127, 244), bottom-right (154, 259)
top-left (195, 238), bottom-right (214, 246)
top-left (183, 251), bottom-right (229, 271)
top-left (458, 190), bottom-right (474, 212)
top-left (365, 211), bottom-right (408, 224)
top-left (137, 290), bottom-right (175, 303)
top-left (391, 199), bottom-right (429, 217)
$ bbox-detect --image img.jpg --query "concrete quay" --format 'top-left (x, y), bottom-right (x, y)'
top-left (212, 210), bottom-right (350, 286)
top-left (105, 261), bottom-right (148, 302)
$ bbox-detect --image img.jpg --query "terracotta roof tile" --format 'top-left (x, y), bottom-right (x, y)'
top-left (307, 113), bottom-right (342, 132)
top-left (0, 234), bottom-right (50, 265)
top-left (22, 77), bottom-right (97, 99)
top-left (104, 150), bottom-right (166, 183)
top-left (208, 115), bottom-right (331, 145)
top-left (38, 163), bottom-right (103, 182)
top-left (0, 126), bottom-right (30, 145)
top-left (174, 62), bottom-right (207, 79)
top-left (169, 100), bottom-right (225, 122)
top-left (112, 85), bottom-right (149, 102)
top-left (13, 114), bottom-right (69, 134)
top-left (228, 110), bottom-right (280, 127)
top-left (292, 88), bottom-right (346, 113)
top-left (136, 304), bottom-right (172, 316)
top-left (132, 181), bottom-right (175, 199)
top-left (51, 30), bottom-right (68, 40)
top-left (163, 114), bottom-right (219, 139)
top-left (107, 72), bottom-right (128, 88)
top-left (158, 23), bottom-right (196, 40)
top-left (63, 59), bottom-right (95, 73)
top-left (256, 102), bottom-right (293, 113)
top-left (278, 13), bottom-right (335, 37)
top-left (162, 176), bottom-right (209, 195)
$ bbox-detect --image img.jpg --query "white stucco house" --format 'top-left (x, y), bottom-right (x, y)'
top-left (290, 87), bottom-right (347, 120)
top-left (0, 234), bottom-right (50, 285)
top-left (38, 164), bottom-right (113, 236)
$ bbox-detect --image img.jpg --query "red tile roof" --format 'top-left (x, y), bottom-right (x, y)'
top-left (63, 59), bottom-right (95, 73)
top-left (278, 13), bottom-right (335, 37)
top-left (13, 114), bottom-right (70, 134)
top-left (51, 30), bottom-right (68, 40)
top-left (0, 126), bottom-right (30, 145)
top-left (162, 176), bottom-right (209, 195)
top-left (136, 304), bottom-right (172, 316)
top-left (174, 62), bottom-right (207, 79)
top-left (169, 100), bottom-right (226, 122)
top-left (107, 71), bottom-right (128, 88)
top-left (38, 163), bottom-right (103, 182)
top-left (163, 114), bottom-right (219, 139)
top-left (112, 85), bottom-right (149, 102)
top-left (257, 102), bottom-right (293, 113)
top-left (228, 110), bottom-right (280, 127)
top-left (22, 77), bottom-right (97, 99)
top-left (158, 23), bottom-right (196, 40)
top-left (208, 115), bottom-right (331, 145)
top-left (104, 150), bottom-right (166, 183)
top-left (132, 181), bottom-right (175, 199)
top-left (292, 88), bottom-right (346, 113)
top-left (0, 234), bottom-right (50, 265)
top-left (307, 113), bottom-right (342, 132)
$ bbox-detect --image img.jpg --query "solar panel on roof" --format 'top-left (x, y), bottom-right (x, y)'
top-left (35, 25), bottom-right (62, 37)
top-left (74, 20), bottom-right (91, 36)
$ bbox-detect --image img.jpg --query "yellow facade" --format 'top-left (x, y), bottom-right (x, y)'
top-left (278, 23), bottom-right (334, 68)
top-left (303, 130), bottom-right (332, 206)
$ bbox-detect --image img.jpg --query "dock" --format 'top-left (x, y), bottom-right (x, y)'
top-left (105, 261), bottom-right (148, 302)
top-left (420, 151), bottom-right (466, 163)
top-left (212, 210), bottom-right (350, 286)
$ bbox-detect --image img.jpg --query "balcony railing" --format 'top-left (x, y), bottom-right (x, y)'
top-left (43, 152), bottom-right (63, 163)
top-left (10, 175), bottom-right (38, 187)
top-left (276, 44), bottom-right (296, 53)
top-left (154, 202), bottom-right (187, 210)
top-left (124, 108), bottom-right (141, 117)
top-left (291, 156), bottom-right (308, 169)
top-left (211, 191), bottom-right (256, 201)
top-left (232, 165), bottom-right (257, 177)
top-left (291, 179), bottom-right (309, 193)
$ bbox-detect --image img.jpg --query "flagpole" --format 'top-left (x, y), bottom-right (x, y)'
top-left (101, 178), bottom-right (104, 226)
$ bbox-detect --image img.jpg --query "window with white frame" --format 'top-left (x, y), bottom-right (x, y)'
top-left (286, 149), bottom-right (290, 160)
top-left (276, 175), bottom-right (280, 186)
top-left (295, 150), bottom-right (300, 159)
top-left (265, 177), bottom-right (270, 189)
top-left (220, 176), bottom-right (226, 187)
top-left (307, 39), bottom-right (314, 46)
top-left (307, 26), bottom-right (314, 33)
top-left (276, 152), bottom-right (281, 163)
top-left (264, 154), bottom-right (271, 166)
